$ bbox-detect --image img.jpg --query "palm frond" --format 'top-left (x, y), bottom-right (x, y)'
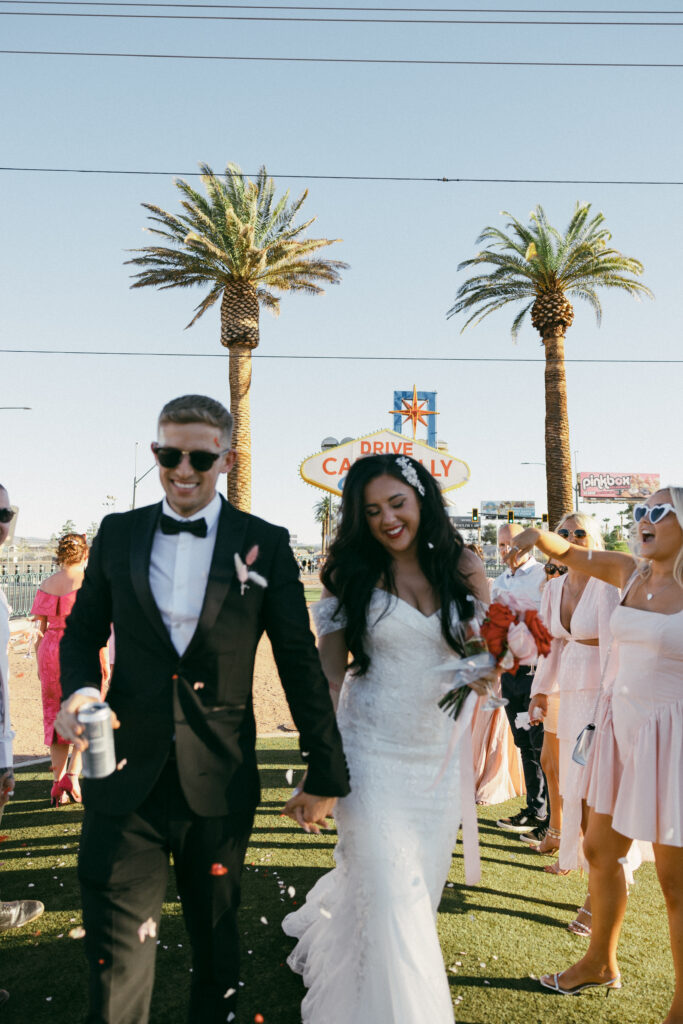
top-left (448, 202), bottom-right (653, 338)
top-left (126, 161), bottom-right (347, 327)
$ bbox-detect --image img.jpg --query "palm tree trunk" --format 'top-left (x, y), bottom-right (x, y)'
top-left (543, 332), bottom-right (574, 527)
top-left (227, 344), bottom-right (252, 511)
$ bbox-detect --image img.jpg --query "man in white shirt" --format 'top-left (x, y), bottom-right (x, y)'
top-left (0, 483), bottom-right (45, 1009)
top-left (55, 396), bottom-right (349, 1024)
top-left (491, 522), bottom-right (549, 841)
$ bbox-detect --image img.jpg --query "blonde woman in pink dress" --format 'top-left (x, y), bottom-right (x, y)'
top-left (511, 487), bottom-right (683, 1019)
top-left (31, 534), bottom-right (108, 806)
top-left (529, 516), bottom-right (620, 932)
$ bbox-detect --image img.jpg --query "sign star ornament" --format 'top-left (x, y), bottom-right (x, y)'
top-left (389, 385), bottom-right (438, 440)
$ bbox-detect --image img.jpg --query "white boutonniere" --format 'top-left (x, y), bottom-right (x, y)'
top-left (234, 544), bottom-right (268, 596)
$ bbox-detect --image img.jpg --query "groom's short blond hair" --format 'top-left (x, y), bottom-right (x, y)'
top-left (158, 395), bottom-right (233, 443)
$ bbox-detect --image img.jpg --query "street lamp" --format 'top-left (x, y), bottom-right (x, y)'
top-left (132, 441), bottom-right (156, 510)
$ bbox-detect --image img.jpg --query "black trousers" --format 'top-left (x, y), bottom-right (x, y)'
top-left (78, 758), bottom-right (254, 1024)
top-left (501, 666), bottom-right (548, 821)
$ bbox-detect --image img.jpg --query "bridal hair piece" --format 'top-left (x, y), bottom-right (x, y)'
top-left (395, 456), bottom-right (425, 497)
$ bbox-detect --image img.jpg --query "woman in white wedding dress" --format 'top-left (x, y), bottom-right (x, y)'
top-left (282, 454), bottom-right (491, 1024)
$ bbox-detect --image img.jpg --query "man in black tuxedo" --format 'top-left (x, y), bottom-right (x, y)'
top-left (56, 395), bottom-right (349, 1024)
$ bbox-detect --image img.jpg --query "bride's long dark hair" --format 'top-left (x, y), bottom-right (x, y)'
top-left (321, 453), bottom-right (474, 675)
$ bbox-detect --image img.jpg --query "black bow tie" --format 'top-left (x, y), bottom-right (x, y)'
top-left (159, 513), bottom-right (208, 538)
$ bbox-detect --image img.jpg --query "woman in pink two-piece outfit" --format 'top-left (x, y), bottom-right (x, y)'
top-left (511, 487), bottom-right (683, 1022)
top-left (529, 515), bottom-right (620, 933)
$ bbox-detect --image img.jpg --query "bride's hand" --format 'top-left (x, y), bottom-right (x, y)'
top-left (467, 669), bottom-right (499, 697)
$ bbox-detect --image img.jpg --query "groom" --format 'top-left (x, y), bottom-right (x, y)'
top-left (56, 395), bottom-right (350, 1024)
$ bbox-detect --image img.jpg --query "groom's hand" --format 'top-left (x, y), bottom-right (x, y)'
top-left (282, 791), bottom-right (337, 835)
top-left (55, 693), bottom-right (120, 752)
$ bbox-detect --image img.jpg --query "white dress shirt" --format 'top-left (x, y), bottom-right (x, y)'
top-left (77, 492), bottom-right (222, 701)
top-left (0, 588), bottom-right (14, 767)
top-left (149, 492), bottom-right (222, 655)
top-left (491, 556), bottom-right (545, 612)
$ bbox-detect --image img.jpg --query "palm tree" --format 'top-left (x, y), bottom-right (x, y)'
top-left (447, 203), bottom-right (652, 526)
top-left (126, 163), bottom-right (348, 511)
top-left (313, 495), bottom-right (338, 554)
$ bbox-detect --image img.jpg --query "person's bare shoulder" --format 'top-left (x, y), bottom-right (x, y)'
top-left (458, 546), bottom-right (490, 603)
top-left (39, 570), bottom-right (76, 596)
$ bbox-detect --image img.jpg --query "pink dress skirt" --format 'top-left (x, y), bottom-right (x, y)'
top-left (585, 604), bottom-right (683, 847)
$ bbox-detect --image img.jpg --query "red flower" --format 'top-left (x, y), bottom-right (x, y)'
top-left (480, 603), bottom-right (515, 659)
top-left (524, 609), bottom-right (553, 658)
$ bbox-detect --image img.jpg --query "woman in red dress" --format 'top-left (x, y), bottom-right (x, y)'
top-left (31, 533), bottom-right (109, 805)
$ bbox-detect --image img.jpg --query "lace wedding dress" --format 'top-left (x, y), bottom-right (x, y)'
top-left (282, 590), bottom-right (478, 1023)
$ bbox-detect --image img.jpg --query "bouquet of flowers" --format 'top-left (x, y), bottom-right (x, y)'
top-left (436, 593), bottom-right (552, 721)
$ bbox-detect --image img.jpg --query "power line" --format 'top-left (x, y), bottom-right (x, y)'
top-left (3, 48), bottom-right (682, 68)
top-left (2, 9), bottom-right (683, 21)
top-left (3, 1), bottom-right (683, 9)
top-left (4, 2), bottom-right (683, 10)
top-left (1, 348), bottom-right (681, 364)
top-left (2, 166), bottom-right (683, 185)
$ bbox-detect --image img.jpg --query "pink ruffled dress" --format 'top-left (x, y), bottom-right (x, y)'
top-left (585, 591), bottom-right (683, 848)
top-left (30, 589), bottom-right (79, 745)
top-left (532, 575), bottom-right (619, 870)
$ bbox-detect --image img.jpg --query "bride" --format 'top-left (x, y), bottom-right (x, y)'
top-left (282, 453), bottom-right (491, 1023)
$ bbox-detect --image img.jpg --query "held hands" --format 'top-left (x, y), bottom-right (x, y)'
top-left (54, 693), bottom-right (120, 752)
top-left (282, 788), bottom-right (337, 835)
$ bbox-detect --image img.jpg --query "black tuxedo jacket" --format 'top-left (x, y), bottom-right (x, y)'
top-left (60, 497), bottom-right (350, 817)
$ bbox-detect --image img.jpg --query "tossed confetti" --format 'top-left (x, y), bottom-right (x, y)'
top-left (287, 886), bottom-right (296, 898)
top-left (210, 863), bottom-right (229, 876)
top-left (223, 988), bottom-right (236, 999)
top-left (319, 908), bottom-right (332, 919)
top-left (285, 769), bottom-right (294, 785)
top-left (193, 681), bottom-right (205, 691)
top-left (117, 758), bottom-right (128, 771)
top-left (260, 916), bottom-right (268, 925)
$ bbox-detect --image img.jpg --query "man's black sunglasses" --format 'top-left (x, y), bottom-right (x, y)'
top-left (0, 508), bottom-right (15, 524)
top-left (151, 443), bottom-right (230, 472)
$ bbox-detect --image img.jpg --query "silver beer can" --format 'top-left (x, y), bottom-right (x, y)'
top-left (78, 702), bottom-right (116, 779)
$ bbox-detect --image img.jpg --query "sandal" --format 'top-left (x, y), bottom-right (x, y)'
top-left (531, 826), bottom-right (561, 855)
top-left (543, 860), bottom-right (571, 875)
top-left (568, 907), bottom-right (592, 937)
top-left (539, 970), bottom-right (620, 996)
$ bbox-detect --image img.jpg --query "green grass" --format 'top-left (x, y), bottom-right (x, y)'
top-left (0, 738), bottom-right (673, 1023)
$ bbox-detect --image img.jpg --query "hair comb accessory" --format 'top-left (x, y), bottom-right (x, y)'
top-left (395, 456), bottom-right (425, 497)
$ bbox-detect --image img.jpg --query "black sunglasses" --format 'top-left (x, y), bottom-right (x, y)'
top-left (0, 508), bottom-right (15, 524)
top-left (544, 563), bottom-right (568, 576)
top-left (151, 443), bottom-right (230, 473)
top-left (557, 528), bottom-right (587, 539)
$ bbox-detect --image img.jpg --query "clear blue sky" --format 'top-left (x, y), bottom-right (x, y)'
top-left (2, 2), bottom-right (682, 544)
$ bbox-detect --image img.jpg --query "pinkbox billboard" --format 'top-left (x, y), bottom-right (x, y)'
top-left (579, 472), bottom-right (660, 502)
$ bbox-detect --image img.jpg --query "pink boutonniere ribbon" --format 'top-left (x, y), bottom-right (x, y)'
top-left (234, 545), bottom-right (268, 596)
